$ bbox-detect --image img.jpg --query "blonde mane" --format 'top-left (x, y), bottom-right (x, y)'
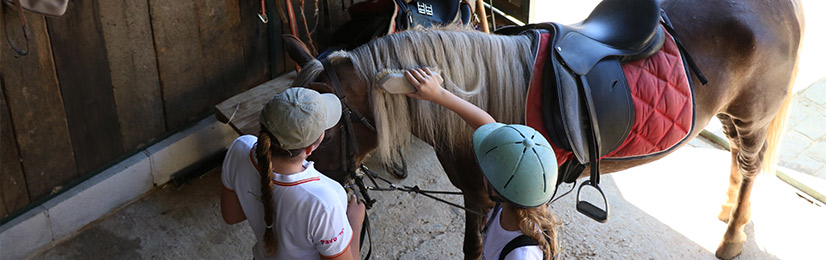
top-left (297, 27), bottom-right (537, 162)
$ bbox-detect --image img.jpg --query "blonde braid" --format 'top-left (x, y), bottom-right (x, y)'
top-left (256, 132), bottom-right (278, 256)
top-left (515, 205), bottom-right (560, 260)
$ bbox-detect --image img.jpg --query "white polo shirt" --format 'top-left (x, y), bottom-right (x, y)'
top-left (222, 135), bottom-right (353, 260)
top-left (481, 206), bottom-right (543, 260)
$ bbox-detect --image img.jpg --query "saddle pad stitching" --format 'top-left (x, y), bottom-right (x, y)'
top-left (626, 64), bottom-right (690, 150)
top-left (618, 50), bottom-right (691, 154)
top-left (625, 60), bottom-right (691, 123)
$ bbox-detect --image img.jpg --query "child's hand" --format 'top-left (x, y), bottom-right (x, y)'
top-left (346, 194), bottom-right (366, 224)
top-left (404, 68), bottom-right (447, 103)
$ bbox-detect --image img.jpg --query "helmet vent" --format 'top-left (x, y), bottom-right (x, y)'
top-left (533, 147), bottom-right (548, 192)
top-left (503, 148), bottom-right (527, 189)
top-left (484, 146), bottom-right (500, 155)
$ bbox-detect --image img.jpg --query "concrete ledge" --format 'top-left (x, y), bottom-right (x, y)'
top-left (42, 152), bottom-right (153, 239)
top-left (147, 117), bottom-right (238, 185)
top-left (0, 206), bottom-right (51, 260)
top-left (0, 116), bottom-right (238, 260)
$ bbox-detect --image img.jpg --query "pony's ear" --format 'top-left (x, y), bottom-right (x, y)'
top-left (307, 82), bottom-right (335, 94)
top-left (282, 34), bottom-right (315, 67)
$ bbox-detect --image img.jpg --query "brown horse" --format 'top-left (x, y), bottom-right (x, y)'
top-left (284, 0), bottom-right (804, 258)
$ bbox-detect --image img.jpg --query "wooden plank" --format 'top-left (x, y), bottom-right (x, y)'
top-left (149, 0), bottom-right (208, 129)
top-left (97, 0), bottom-right (166, 150)
top-left (0, 82), bottom-right (29, 218)
top-left (196, 0), bottom-right (248, 106)
top-left (47, 0), bottom-right (125, 173)
top-left (267, 0), bottom-right (287, 75)
top-left (215, 71), bottom-right (296, 135)
top-left (237, 0), bottom-right (271, 90)
top-left (0, 11), bottom-right (78, 199)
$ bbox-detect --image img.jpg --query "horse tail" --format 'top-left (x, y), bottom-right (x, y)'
top-left (762, 0), bottom-right (805, 175)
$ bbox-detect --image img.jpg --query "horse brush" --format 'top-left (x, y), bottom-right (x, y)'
top-left (376, 68), bottom-right (443, 94)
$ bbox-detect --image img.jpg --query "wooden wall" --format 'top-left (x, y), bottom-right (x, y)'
top-left (0, 0), bottom-right (348, 220)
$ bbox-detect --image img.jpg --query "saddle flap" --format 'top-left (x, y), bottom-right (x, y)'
top-left (556, 32), bottom-right (626, 75)
top-left (554, 61), bottom-right (590, 164)
top-left (552, 56), bottom-right (635, 165)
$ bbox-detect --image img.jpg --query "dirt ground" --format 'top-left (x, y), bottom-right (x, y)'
top-left (29, 137), bottom-right (825, 260)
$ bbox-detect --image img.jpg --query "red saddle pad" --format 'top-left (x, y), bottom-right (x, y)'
top-left (526, 25), bottom-right (695, 166)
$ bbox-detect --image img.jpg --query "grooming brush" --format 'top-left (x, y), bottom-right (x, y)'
top-left (376, 68), bottom-right (444, 94)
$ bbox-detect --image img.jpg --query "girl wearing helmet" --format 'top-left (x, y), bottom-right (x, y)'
top-left (405, 68), bottom-right (559, 260)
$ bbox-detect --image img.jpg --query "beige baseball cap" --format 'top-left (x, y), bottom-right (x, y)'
top-left (260, 88), bottom-right (342, 150)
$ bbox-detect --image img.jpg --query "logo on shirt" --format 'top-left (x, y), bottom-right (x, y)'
top-left (320, 228), bottom-right (345, 245)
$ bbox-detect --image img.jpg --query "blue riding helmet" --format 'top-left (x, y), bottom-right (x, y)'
top-left (473, 123), bottom-right (558, 208)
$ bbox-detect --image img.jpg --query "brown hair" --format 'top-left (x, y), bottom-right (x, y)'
top-left (514, 204), bottom-right (560, 260)
top-left (256, 129), bottom-right (323, 256)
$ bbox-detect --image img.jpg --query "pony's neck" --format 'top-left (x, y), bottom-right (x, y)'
top-left (349, 28), bottom-right (537, 162)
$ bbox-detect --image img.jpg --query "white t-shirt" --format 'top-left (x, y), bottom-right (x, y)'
top-left (481, 205), bottom-right (543, 260)
top-left (222, 135), bottom-right (353, 260)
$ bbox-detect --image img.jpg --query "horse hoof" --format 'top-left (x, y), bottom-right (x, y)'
top-left (718, 203), bottom-right (734, 223)
top-left (715, 240), bottom-right (744, 259)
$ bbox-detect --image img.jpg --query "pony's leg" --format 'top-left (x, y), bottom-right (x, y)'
top-left (434, 150), bottom-right (491, 260)
top-left (715, 115), bottom-right (769, 259)
top-left (717, 114), bottom-right (740, 223)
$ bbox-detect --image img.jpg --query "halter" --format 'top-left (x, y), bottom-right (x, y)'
top-left (320, 58), bottom-right (377, 206)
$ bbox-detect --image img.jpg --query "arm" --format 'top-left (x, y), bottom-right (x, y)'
top-left (220, 187), bottom-right (247, 224)
top-left (404, 68), bottom-right (495, 129)
top-left (326, 194), bottom-right (365, 260)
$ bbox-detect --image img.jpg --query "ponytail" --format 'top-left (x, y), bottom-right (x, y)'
top-left (256, 130), bottom-right (325, 256)
top-left (515, 205), bottom-right (560, 260)
top-left (256, 132), bottom-right (278, 256)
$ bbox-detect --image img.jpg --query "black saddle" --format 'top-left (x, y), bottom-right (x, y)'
top-left (497, 0), bottom-right (665, 223)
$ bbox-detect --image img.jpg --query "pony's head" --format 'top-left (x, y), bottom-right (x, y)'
top-left (283, 28), bottom-right (535, 179)
top-left (282, 35), bottom-right (376, 180)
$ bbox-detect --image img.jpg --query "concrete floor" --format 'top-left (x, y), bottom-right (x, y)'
top-left (28, 137), bottom-right (825, 259)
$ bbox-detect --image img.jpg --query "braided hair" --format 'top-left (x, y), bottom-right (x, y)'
top-left (255, 129), bottom-right (323, 256)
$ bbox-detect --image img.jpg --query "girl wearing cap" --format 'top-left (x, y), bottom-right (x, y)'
top-left (405, 68), bottom-right (559, 260)
top-left (220, 88), bottom-right (365, 260)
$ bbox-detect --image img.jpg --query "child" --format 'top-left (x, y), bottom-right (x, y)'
top-left (220, 87), bottom-right (365, 260)
top-left (405, 68), bottom-right (559, 260)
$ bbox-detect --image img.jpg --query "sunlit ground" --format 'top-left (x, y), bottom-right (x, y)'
top-left (607, 146), bottom-right (826, 259)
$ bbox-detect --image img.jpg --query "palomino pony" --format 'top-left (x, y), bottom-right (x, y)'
top-left (285, 0), bottom-right (804, 258)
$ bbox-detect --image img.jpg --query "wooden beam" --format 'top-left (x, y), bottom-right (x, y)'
top-left (47, 0), bottom-right (125, 173)
top-left (267, 0), bottom-right (287, 76)
top-left (197, 0), bottom-right (248, 107)
top-left (97, 0), bottom-right (166, 150)
top-left (149, 0), bottom-right (208, 129)
top-left (215, 71), bottom-right (297, 135)
top-left (0, 10), bottom-right (78, 199)
top-left (0, 82), bottom-right (29, 218)
top-left (238, 0), bottom-right (271, 90)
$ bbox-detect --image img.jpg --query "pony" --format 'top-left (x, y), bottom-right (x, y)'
top-left (285, 0), bottom-right (805, 258)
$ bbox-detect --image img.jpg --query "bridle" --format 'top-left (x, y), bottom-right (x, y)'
top-left (319, 58), bottom-right (382, 259)
top-left (319, 58), bottom-right (378, 207)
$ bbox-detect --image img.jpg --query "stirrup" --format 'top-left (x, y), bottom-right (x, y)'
top-left (576, 180), bottom-right (609, 223)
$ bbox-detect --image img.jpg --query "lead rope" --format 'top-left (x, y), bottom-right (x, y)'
top-left (358, 165), bottom-right (486, 217)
